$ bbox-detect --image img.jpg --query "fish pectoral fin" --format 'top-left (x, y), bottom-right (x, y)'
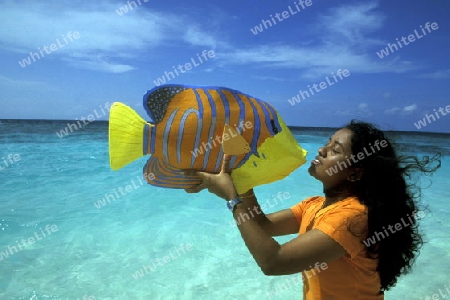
top-left (221, 124), bottom-right (251, 155)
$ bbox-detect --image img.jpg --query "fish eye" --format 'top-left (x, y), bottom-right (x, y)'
top-left (270, 119), bottom-right (278, 134)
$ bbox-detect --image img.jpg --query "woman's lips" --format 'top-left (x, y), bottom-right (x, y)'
top-left (312, 159), bottom-right (321, 165)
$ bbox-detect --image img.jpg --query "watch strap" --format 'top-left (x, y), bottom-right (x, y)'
top-left (227, 197), bottom-right (243, 212)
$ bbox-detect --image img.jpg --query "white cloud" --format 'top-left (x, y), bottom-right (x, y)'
top-left (251, 75), bottom-right (287, 82)
top-left (0, 0), bottom-right (426, 77)
top-left (402, 104), bottom-right (417, 114)
top-left (384, 107), bottom-right (400, 114)
top-left (0, 2), bottom-right (169, 52)
top-left (221, 44), bottom-right (417, 79)
top-left (316, 1), bottom-right (385, 47)
top-left (355, 102), bottom-right (373, 116)
top-left (0, 75), bottom-right (55, 90)
top-left (418, 69), bottom-right (450, 79)
top-left (183, 27), bottom-right (220, 49)
top-left (334, 109), bottom-right (353, 116)
top-left (331, 103), bottom-right (371, 116)
top-left (385, 104), bottom-right (417, 115)
top-left (219, 1), bottom-right (418, 78)
top-left (358, 103), bottom-right (369, 110)
top-left (0, 1), bottom-right (218, 73)
top-left (65, 58), bottom-right (137, 73)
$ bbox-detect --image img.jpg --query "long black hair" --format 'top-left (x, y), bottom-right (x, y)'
top-left (343, 120), bottom-right (441, 292)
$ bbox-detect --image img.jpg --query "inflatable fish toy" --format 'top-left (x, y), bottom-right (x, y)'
top-left (108, 84), bottom-right (307, 194)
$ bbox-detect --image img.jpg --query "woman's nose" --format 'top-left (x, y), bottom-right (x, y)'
top-left (318, 147), bottom-right (325, 158)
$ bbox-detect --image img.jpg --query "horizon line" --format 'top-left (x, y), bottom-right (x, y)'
top-left (0, 118), bottom-right (448, 135)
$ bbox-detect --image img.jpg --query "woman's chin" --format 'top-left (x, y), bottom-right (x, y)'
top-left (308, 164), bottom-right (318, 177)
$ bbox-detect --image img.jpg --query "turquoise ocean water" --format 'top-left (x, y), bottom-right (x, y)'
top-left (0, 120), bottom-right (449, 300)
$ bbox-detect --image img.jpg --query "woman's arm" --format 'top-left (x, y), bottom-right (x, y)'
top-left (185, 155), bottom-right (347, 276)
top-left (234, 190), bottom-right (300, 237)
top-left (233, 197), bottom-right (347, 275)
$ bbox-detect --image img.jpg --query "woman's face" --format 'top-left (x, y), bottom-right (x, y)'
top-left (308, 128), bottom-right (359, 189)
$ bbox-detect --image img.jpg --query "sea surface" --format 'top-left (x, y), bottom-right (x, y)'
top-left (0, 120), bottom-right (449, 300)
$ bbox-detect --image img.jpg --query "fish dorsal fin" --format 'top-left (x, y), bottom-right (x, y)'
top-left (143, 84), bottom-right (188, 123)
top-left (222, 124), bottom-right (251, 155)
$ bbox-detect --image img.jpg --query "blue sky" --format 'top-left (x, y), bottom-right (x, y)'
top-left (1, 0), bottom-right (449, 133)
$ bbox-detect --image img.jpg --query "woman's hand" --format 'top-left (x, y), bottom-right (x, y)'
top-left (184, 154), bottom-right (238, 200)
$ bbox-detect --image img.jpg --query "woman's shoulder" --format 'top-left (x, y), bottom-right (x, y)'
top-left (292, 195), bottom-right (325, 209)
top-left (321, 197), bottom-right (368, 229)
top-left (305, 195), bottom-right (325, 203)
top-left (338, 196), bottom-right (367, 213)
top-left (292, 196), bottom-right (367, 215)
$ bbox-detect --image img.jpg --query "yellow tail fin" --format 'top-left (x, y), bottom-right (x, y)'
top-left (109, 102), bottom-right (151, 170)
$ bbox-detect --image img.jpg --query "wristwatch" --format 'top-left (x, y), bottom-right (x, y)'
top-left (227, 197), bottom-right (243, 212)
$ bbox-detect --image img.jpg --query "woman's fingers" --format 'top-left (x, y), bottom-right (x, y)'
top-left (183, 170), bottom-right (210, 193)
top-left (185, 181), bottom-right (208, 193)
top-left (183, 162), bottom-right (235, 199)
top-left (183, 169), bottom-right (210, 178)
top-left (183, 169), bottom-right (199, 177)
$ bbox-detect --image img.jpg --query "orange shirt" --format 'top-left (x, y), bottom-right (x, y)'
top-left (290, 196), bottom-right (384, 300)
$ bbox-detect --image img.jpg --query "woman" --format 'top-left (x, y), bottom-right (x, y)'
top-left (185, 120), bottom-right (440, 299)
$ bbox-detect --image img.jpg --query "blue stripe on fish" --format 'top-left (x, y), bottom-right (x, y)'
top-left (231, 91), bottom-right (246, 133)
top-left (193, 89), bottom-right (213, 170)
top-left (214, 147), bottom-right (224, 173)
top-left (204, 90), bottom-right (221, 172)
top-left (150, 125), bottom-right (157, 154)
top-left (196, 88), bottom-right (204, 122)
top-left (179, 108), bottom-right (202, 167)
top-left (246, 96), bottom-right (261, 156)
top-left (231, 91), bottom-right (249, 168)
top-left (145, 157), bottom-right (199, 187)
top-left (143, 124), bottom-right (150, 155)
top-left (234, 95), bottom-right (261, 169)
top-left (163, 109), bottom-right (179, 162)
top-left (262, 102), bottom-right (282, 133)
top-left (254, 97), bottom-right (274, 136)
top-left (176, 119), bottom-right (184, 165)
top-left (217, 89), bottom-right (238, 168)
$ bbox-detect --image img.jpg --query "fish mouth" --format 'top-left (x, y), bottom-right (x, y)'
top-left (231, 120), bottom-right (307, 194)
